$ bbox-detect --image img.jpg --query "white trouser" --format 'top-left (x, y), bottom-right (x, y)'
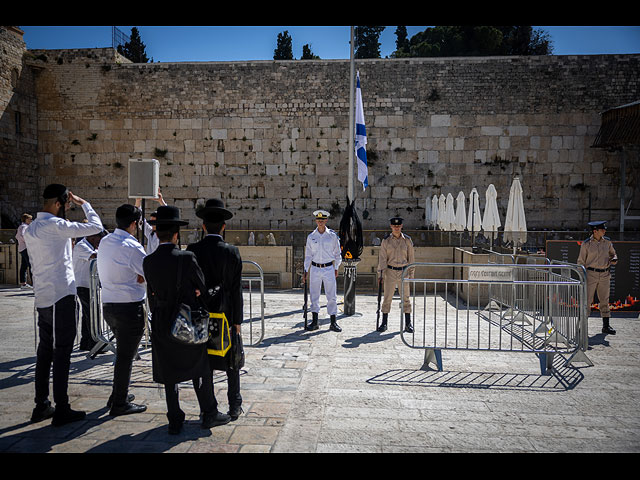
top-left (309, 265), bottom-right (337, 316)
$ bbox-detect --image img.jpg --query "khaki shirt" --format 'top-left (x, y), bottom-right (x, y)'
top-left (577, 235), bottom-right (617, 270)
top-left (377, 233), bottom-right (415, 277)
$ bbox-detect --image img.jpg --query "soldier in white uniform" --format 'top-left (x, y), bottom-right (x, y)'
top-left (577, 220), bottom-right (618, 335)
top-left (377, 217), bottom-right (415, 333)
top-left (303, 210), bottom-right (342, 332)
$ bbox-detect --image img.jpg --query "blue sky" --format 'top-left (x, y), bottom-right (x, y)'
top-left (19, 26), bottom-right (640, 62)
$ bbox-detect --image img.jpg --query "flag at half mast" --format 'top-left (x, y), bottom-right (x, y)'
top-left (355, 71), bottom-right (368, 190)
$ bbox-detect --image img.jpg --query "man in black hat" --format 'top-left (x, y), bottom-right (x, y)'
top-left (578, 221), bottom-right (618, 335)
top-left (376, 216), bottom-right (415, 333)
top-left (24, 184), bottom-right (104, 426)
top-left (143, 206), bottom-right (230, 434)
top-left (187, 199), bottom-right (244, 421)
top-left (96, 204), bottom-right (148, 416)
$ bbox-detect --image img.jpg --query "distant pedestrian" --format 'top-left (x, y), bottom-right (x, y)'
top-left (15, 213), bottom-right (33, 288)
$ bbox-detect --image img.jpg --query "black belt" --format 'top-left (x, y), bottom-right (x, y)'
top-left (312, 261), bottom-right (334, 268)
top-left (587, 267), bottom-right (609, 273)
top-left (387, 265), bottom-right (407, 271)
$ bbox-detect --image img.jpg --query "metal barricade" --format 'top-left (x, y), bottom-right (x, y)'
top-left (241, 260), bottom-right (265, 346)
top-left (400, 262), bottom-right (592, 375)
top-left (87, 258), bottom-right (266, 353)
top-left (87, 259), bottom-right (117, 358)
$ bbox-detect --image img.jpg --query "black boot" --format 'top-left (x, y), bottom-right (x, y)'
top-left (377, 313), bottom-right (388, 332)
top-left (307, 312), bottom-right (319, 331)
top-left (602, 317), bottom-right (616, 335)
top-left (404, 313), bottom-right (414, 333)
top-left (330, 315), bottom-right (342, 332)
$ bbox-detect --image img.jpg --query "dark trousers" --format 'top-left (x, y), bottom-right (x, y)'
top-left (103, 301), bottom-right (145, 407)
top-left (209, 358), bottom-right (242, 409)
top-left (164, 375), bottom-right (217, 425)
top-left (19, 249), bottom-right (30, 284)
top-left (34, 295), bottom-right (77, 409)
top-left (76, 287), bottom-right (95, 349)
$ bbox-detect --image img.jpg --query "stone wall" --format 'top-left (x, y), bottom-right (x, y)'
top-left (3, 29), bottom-right (640, 231)
top-left (0, 26), bottom-right (39, 227)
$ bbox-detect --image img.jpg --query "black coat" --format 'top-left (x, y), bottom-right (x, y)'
top-left (143, 243), bottom-right (210, 385)
top-left (187, 235), bottom-right (243, 370)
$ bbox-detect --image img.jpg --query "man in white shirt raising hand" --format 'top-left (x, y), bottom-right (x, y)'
top-left (24, 184), bottom-right (104, 427)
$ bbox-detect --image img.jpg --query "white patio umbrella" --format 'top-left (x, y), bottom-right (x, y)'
top-left (444, 193), bottom-right (456, 231)
top-left (425, 196), bottom-right (433, 228)
top-left (482, 184), bottom-right (501, 234)
top-left (453, 191), bottom-right (467, 232)
top-left (437, 194), bottom-right (447, 230)
top-left (466, 188), bottom-right (482, 233)
top-left (431, 194), bottom-right (439, 230)
top-left (504, 176), bottom-right (527, 246)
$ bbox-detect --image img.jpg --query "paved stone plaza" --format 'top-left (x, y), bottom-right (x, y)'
top-left (0, 285), bottom-right (639, 453)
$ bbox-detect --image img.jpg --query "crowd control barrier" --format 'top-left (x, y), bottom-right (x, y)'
top-left (400, 262), bottom-right (592, 375)
top-left (85, 258), bottom-right (266, 357)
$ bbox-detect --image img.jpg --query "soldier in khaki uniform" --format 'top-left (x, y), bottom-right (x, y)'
top-left (577, 221), bottom-right (618, 335)
top-left (377, 217), bottom-right (415, 333)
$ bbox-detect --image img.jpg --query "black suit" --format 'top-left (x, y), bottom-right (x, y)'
top-left (187, 234), bottom-right (243, 410)
top-left (143, 243), bottom-right (217, 424)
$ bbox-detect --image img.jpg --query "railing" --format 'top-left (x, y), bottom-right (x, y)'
top-left (241, 260), bottom-right (265, 346)
top-left (400, 262), bottom-right (592, 375)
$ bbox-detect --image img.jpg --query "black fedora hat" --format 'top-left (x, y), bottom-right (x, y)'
top-left (196, 198), bottom-right (233, 221)
top-left (148, 205), bottom-right (188, 226)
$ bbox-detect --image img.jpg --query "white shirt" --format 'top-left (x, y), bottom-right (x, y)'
top-left (142, 219), bottom-right (159, 254)
top-left (23, 203), bottom-right (103, 308)
top-left (304, 228), bottom-right (342, 272)
top-left (15, 223), bottom-right (29, 252)
top-left (72, 237), bottom-right (96, 289)
top-left (96, 228), bottom-right (147, 303)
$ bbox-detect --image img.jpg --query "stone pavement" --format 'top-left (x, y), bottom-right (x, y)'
top-left (0, 285), bottom-right (639, 453)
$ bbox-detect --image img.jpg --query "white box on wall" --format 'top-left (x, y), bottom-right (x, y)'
top-left (128, 158), bottom-right (159, 199)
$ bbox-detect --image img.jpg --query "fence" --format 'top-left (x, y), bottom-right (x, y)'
top-left (84, 258), bottom-right (265, 358)
top-left (399, 262), bottom-right (592, 375)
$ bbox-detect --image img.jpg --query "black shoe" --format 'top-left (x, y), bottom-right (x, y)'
top-left (30, 402), bottom-right (55, 423)
top-left (404, 313), bottom-right (414, 333)
top-left (51, 407), bottom-right (86, 427)
top-left (602, 318), bottom-right (616, 335)
top-left (109, 402), bottom-right (147, 417)
top-left (168, 421), bottom-right (183, 435)
top-left (202, 411), bottom-right (231, 428)
top-left (228, 405), bottom-right (244, 421)
top-left (107, 393), bottom-right (135, 408)
top-left (306, 313), bottom-right (319, 331)
top-left (377, 314), bottom-right (388, 332)
top-left (329, 315), bottom-right (341, 332)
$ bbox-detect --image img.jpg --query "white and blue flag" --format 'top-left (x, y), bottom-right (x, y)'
top-left (355, 71), bottom-right (368, 190)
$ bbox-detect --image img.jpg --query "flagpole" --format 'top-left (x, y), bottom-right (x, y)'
top-left (348, 26), bottom-right (355, 202)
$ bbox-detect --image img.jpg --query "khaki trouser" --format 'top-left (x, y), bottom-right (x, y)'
top-left (381, 268), bottom-right (411, 314)
top-left (586, 270), bottom-right (611, 317)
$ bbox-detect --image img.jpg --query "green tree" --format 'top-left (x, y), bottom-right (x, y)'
top-left (117, 27), bottom-right (150, 63)
top-left (393, 26), bottom-right (410, 57)
top-left (355, 26), bottom-right (386, 59)
top-left (301, 44), bottom-right (320, 59)
top-left (274, 31), bottom-right (294, 60)
top-left (398, 26), bottom-right (553, 57)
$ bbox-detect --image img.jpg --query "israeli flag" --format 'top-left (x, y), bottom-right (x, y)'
top-left (355, 71), bottom-right (368, 190)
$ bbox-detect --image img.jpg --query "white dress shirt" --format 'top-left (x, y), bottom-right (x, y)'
top-left (23, 203), bottom-right (103, 308)
top-left (72, 237), bottom-right (96, 289)
top-left (142, 219), bottom-right (159, 254)
top-left (15, 223), bottom-right (29, 252)
top-left (96, 228), bottom-right (147, 303)
top-left (304, 228), bottom-right (342, 272)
